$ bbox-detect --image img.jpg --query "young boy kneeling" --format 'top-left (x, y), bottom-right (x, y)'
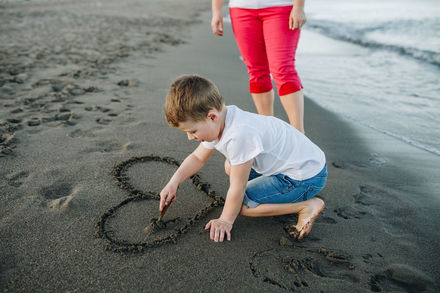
top-left (160, 75), bottom-right (327, 242)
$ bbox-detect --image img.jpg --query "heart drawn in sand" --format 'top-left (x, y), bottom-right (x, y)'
top-left (94, 155), bottom-right (224, 255)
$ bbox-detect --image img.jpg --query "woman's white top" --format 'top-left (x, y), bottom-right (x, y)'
top-left (229, 0), bottom-right (294, 9)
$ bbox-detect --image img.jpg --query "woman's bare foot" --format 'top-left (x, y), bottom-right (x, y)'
top-left (289, 197), bottom-right (325, 239)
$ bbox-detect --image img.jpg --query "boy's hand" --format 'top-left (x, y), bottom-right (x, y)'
top-left (204, 218), bottom-right (233, 242)
top-left (159, 182), bottom-right (178, 211)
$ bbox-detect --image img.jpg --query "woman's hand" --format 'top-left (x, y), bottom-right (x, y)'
top-left (159, 182), bottom-right (178, 211)
top-left (289, 6), bottom-right (306, 30)
top-left (205, 218), bottom-right (233, 242)
top-left (211, 12), bottom-right (224, 36)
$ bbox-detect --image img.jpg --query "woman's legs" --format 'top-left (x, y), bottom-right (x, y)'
top-left (252, 85), bottom-right (304, 134)
top-left (280, 90), bottom-right (304, 133)
top-left (251, 90), bottom-right (275, 116)
top-left (261, 6), bottom-right (304, 132)
top-left (229, 8), bottom-right (273, 96)
top-left (252, 85), bottom-right (304, 133)
top-left (230, 7), bottom-right (305, 132)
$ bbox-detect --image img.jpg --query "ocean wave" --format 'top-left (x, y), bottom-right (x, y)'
top-left (307, 19), bottom-right (440, 67)
top-left (336, 111), bottom-right (440, 157)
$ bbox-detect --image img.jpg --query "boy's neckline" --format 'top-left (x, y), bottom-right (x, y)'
top-left (217, 106), bottom-right (228, 142)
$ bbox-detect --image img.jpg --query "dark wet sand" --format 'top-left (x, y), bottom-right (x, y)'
top-left (1, 1), bottom-right (440, 292)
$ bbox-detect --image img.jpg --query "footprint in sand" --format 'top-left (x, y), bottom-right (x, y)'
top-left (85, 106), bottom-right (107, 113)
top-left (116, 78), bottom-right (143, 88)
top-left (68, 127), bottom-right (100, 138)
top-left (27, 118), bottom-right (41, 127)
top-left (334, 185), bottom-right (382, 220)
top-left (331, 160), bottom-right (367, 169)
top-left (96, 118), bottom-right (112, 125)
top-left (250, 247), bottom-right (360, 291)
top-left (39, 181), bottom-right (80, 210)
top-left (316, 215), bottom-right (338, 224)
top-left (10, 108), bottom-right (24, 114)
top-left (369, 264), bottom-right (434, 292)
top-left (6, 171), bottom-right (29, 187)
top-left (80, 139), bottom-right (129, 153)
top-left (354, 185), bottom-right (379, 206)
top-left (367, 153), bottom-right (387, 166)
top-left (6, 118), bottom-right (22, 124)
top-left (0, 121), bottom-right (19, 156)
top-left (332, 153), bottom-right (386, 170)
top-left (40, 181), bottom-right (73, 200)
top-left (84, 104), bottom-right (123, 125)
top-left (94, 156), bottom-right (224, 255)
top-left (152, 32), bottom-right (186, 46)
top-left (59, 69), bottom-right (98, 80)
top-left (334, 206), bottom-right (366, 220)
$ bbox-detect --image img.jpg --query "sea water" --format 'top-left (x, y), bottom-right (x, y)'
top-left (297, 0), bottom-right (440, 156)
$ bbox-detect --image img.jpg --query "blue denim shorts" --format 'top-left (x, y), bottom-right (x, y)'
top-left (243, 164), bottom-right (328, 208)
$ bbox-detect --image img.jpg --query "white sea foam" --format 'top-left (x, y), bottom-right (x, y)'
top-left (299, 0), bottom-right (440, 157)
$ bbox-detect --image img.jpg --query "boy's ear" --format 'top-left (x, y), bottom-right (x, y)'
top-left (206, 110), bottom-right (218, 121)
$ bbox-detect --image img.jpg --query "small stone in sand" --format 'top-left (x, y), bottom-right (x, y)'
top-left (7, 118), bottom-right (22, 124)
top-left (56, 113), bottom-right (72, 121)
top-left (10, 108), bottom-right (24, 114)
top-left (117, 80), bottom-right (132, 87)
top-left (96, 118), bottom-right (111, 125)
top-left (69, 88), bottom-right (85, 96)
top-left (85, 86), bottom-right (98, 92)
top-left (27, 119), bottom-right (41, 127)
top-left (332, 161), bottom-right (345, 169)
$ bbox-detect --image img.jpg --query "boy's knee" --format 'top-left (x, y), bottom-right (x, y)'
top-left (224, 159), bottom-right (231, 176)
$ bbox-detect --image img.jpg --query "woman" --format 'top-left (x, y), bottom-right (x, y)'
top-left (211, 0), bottom-right (307, 133)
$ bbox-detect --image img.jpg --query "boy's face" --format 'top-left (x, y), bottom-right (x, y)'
top-left (177, 111), bottom-right (221, 143)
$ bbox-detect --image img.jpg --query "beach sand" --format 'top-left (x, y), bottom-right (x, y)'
top-left (1, 1), bottom-right (439, 292)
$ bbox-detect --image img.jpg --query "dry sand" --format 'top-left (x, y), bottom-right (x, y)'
top-left (1, 0), bottom-right (440, 292)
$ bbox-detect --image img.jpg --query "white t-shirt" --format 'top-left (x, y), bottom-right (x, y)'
top-left (229, 0), bottom-right (293, 9)
top-left (202, 105), bottom-right (326, 180)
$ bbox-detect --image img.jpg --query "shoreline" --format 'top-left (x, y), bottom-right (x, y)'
top-left (1, 2), bottom-right (439, 292)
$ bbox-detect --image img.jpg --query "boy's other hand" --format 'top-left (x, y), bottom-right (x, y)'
top-left (159, 183), bottom-right (178, 211)
top-left (205, 218), bottom-right (233, 242)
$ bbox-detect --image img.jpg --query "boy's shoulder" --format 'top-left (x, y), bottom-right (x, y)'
top-left (222, 107), bottom-right (266, 147)
top-left (227, 105), bottom-right (262, 125)
top-left (226, 104), bottom-right (305, 143)
top-left (226, 104), bottom-right (284, 131)
top-left (225, 105), bottom-right (261, 132)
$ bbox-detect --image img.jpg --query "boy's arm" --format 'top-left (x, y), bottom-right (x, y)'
top-left (205, 159), bottom-right (253, 242)
top-left (159, 143), bottom-right (214, 211)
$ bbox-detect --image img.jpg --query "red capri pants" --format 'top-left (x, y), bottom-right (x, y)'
top-left (229, 6), bottom-right (303, 96)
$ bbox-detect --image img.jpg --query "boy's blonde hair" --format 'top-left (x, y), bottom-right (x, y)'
top-left (164, 74), bottom-right (224, 127)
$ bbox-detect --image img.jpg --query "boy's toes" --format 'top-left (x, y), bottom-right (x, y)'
top-left (286, 225), bottom-right (302, 239)
top-left (297, 223), bottom-right (310, 239)
top-left (289, 229), bottom-right (300, 239)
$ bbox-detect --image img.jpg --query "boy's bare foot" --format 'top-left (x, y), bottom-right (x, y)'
top-left (290, 197), bottom-right (325, 240)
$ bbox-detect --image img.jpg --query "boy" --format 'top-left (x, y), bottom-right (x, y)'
top-left (160, 75), bottom-right (327, 242)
